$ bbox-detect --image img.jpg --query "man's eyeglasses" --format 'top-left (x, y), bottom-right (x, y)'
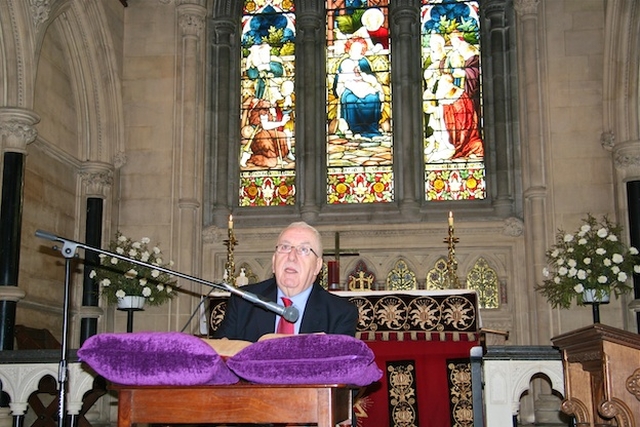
top-left (275, 244), bottom-right (319, 258)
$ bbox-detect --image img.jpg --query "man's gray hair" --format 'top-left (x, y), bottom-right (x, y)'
top-left (279, 221), bottom-right (323, 255)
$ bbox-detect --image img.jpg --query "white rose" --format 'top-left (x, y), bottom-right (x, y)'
top-left (567, 248), bottom-right (574, 253)
top-left (611, 266), bottom-right (620, 274)
top-left (564, 234), bottom-right (574, 242)
top-left (116, 247), bottom-right (124, 254)
top-left (132, 242), bottom-right (141, 249)
top-left (554, 277), bottom-right (561, 284)
top-left (611, 253), bottom-right (623, 264)
top-left (634, 265), bottom-right (640, 273)
top-left (153, 247), bottom-right (161, 254)
top-left (597, 276), bottom-right (608, 284)
top-left (597, 228), bottom-right (608, 238)
top-left (607, 234), bottom-right (618, 242)
top-left (141, 237), bottom-right (151, 244)
top-left (129, 249), bottom-right (138, 257)
top-left (568, 259), bottom-right (577, 267)
top-left (558, 267), bottom-right (568, 276)
top-left (156, 258), bottom-right (163, 265)
top-left (115, 289), bottom-right (126, 298)
top-left (100, 278), bottom-right (111, 287)
top-left (542, 267), bottom-right (549, 277)
top-left (617, 272), bottom-right (628, 282)
top-left (142, 287), bottom-right (152, 297)
top-left (573, 284), bottom-right (584, 293)
top-left (124, 269), bottom-right (138, 278)
top-left (630, 247), bottom-right (639, 255)
top-left (578, 238), bottom-right (587, 245)
top-left (557, 258), bottom-right (565, 265)
top-left (596, 248), bottom-right (606, 255)
top-left (110, 257), bottom-right (118, 264)
top-left (166, 286), bottom-right (173, 294)
top-left (151, 269), bottom-right (160, 278)
top-left (141, 251), bottom-right (150, 262)
top-left (580, 224), bottom-right (591, 233)
top-left (139, 278), bottom-right (147, 286)
top-left (568, 267), bottom-right (577, 277)
top-left (583, 257), bottom-right (591, 265)
top-left (603, 258), bottom-right (612, 267)
top-left (89, 270), bottom-right (96, 278)
top-left (118, 235), bottom-right (127, 242)
top-left (156, 284), bottom-right (164, 291)
top-left (577, 270), bottom-right (587, 280)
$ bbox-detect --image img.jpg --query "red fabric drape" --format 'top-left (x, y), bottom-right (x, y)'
top-left (357, 335), bottom-right (478, 427)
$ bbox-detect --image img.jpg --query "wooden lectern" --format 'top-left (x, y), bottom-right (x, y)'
top-left (111, 383), bottom-right (354, 427)
top-left (552, 323), bottom-right (640, 427)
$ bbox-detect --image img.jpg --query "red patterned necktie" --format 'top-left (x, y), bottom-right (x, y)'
top-left (276, 297), bottom-right (295, 334)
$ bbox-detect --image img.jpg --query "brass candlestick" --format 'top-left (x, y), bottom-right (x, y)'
top-left (224, 217), bottom-right (237, 286)
top-left (443, 217), bottom-right (461, 289)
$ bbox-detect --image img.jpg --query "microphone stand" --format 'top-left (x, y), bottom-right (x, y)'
top-left (35, 229), bottom-right (299, 426)
top-left (35, 230), bottom-right (298, 317)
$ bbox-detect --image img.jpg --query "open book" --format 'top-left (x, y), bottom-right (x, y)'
top-left (201, 333), bottom-right (299, 358)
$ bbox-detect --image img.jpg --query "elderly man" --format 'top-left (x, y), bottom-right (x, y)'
top-left (213, 222), bottom-right (358, 342)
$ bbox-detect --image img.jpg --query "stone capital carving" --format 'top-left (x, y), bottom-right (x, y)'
top-left (79, 162), bottom-right (114, 198)
top-left (514, 0), bottom-right (539, 16)
top-left (178, 5), bottom-right (206, 37)
top-left (0, 107), bottom-right (41, 154)
top-left (503, 217), bottom-right (524, 237)
top-left (30, 0), bottom-right (51, 28)
top-left (600, 130), bottom-right (615, 151)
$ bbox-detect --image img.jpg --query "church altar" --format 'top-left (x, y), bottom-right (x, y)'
top-left (209, 289), bottom-right (480, 427)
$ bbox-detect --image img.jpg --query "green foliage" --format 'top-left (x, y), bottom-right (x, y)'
top-left (536, 214), bottom-right (640, 309)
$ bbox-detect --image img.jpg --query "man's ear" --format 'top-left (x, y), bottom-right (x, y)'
top-left (314, 257), bottom-right (323, 275)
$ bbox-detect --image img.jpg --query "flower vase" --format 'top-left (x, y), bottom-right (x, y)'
top-left (582, 289), bottom-right (610, 324)
top-left (582, 289), bottom-right (611, 304)
top-left (117, 295), bottom-right (146, 310)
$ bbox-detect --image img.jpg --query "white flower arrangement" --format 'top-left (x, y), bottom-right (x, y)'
top-left (91, 232), bottom-right (178, 306)
top-left (537, 214), bottom-right (640, 309)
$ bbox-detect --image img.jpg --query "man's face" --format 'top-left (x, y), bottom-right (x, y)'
top-left (272, 226), bottom-right (323, 297)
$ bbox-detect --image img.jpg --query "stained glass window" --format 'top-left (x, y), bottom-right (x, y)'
top-left (326, 0), bottom-right (393, 204)
top-left (239, 0), bottom-right (297, 206)
top-left (421, 0), bottom-right (486, 201)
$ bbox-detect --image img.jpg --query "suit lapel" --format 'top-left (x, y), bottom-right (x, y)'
top-left (300, 285), bottom-right (323, 333)
top-left (253, 281), bottom-right (279, 337)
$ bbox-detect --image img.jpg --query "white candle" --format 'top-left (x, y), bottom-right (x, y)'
top-left (448, 211), bottom-right (454, 227)
top-left (228, 214), bottom-right (233, 230)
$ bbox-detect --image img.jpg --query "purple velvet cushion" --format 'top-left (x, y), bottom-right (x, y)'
top-left (227, 334), bottom-right (382, 386)
top-left (78, 332), bottom-right (238, 386)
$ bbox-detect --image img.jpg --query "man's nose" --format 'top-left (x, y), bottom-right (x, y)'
top-left (287, 249), bottom-right (299, 260)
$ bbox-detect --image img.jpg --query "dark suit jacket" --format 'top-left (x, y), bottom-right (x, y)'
top-left (213, 278), bottom-right (359, 342)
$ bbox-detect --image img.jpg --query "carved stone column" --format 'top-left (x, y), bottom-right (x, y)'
top-left (208, 15), bottom-right (237, 227)
top-left (296, 2), bottom-right (324, 222)
top-left (484, 0), bottom-right (516, 217)
top-left (514, 0), bottom-right (549, 344)
top-left (0, 107), bottom-right (40, 350)
top-left (77, 163), bottom-right (113, 344)
top-left (390, 0), bottom-right (421, 217)
top-left (175, 1), bottom-right (206, 285)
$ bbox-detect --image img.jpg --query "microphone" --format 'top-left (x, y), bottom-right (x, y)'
top-left (228, 285), bottom-right (299, 323)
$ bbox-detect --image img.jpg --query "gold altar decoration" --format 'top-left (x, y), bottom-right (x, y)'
top-left (224, 215), bottom-right (238, 286)
top-left (444, 211), bottom-right (462, 289)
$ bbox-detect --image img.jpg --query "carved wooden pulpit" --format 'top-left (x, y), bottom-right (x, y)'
top-left (552, 323), bottom-right (640, 427)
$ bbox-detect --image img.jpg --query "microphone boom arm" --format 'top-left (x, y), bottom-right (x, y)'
top-left (34, 229), bottom-right (298, 321)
